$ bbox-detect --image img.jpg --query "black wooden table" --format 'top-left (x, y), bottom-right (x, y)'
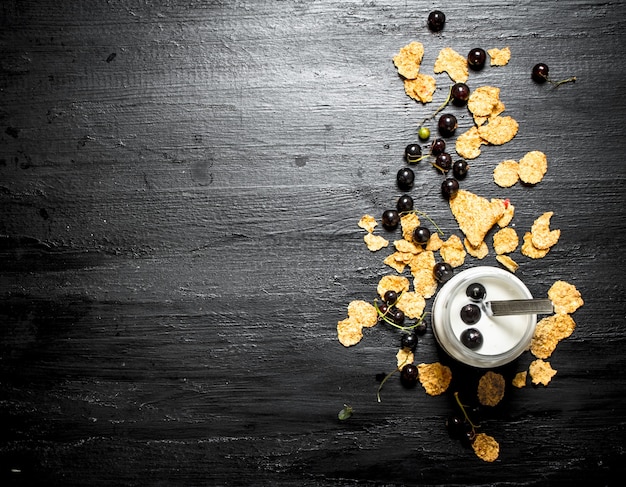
top-left (2, 1), bottom-right (626, 485)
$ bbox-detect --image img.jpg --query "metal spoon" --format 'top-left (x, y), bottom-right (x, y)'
top-left (483, 298), bottom-right (553, 317)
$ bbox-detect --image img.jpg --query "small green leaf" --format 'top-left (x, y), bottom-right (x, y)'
top-left (338, 404), bottom-right (353, 421)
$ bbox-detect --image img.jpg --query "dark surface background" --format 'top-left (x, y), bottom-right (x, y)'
top-left (1, 1), bottom-right (626, 485)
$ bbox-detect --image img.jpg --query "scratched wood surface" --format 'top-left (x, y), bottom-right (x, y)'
top-left (1, 0), bottom-right (626, 485)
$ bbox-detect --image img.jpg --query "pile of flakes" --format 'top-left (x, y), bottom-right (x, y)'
top-left (337, 36), bottom-right (583, 463)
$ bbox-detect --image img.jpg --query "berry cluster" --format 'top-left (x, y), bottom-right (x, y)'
top-left (446, 392), bottom-right (481, 448)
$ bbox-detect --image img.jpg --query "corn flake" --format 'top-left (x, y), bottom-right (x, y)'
top-left (455, 126), bottom-right (483, 159)
top-left (488, 47), bottom-right (511, 66)
top-left (401, 212), bottom-right (421, 242)
top-left (449, 190), bottom-right (505, 248)
top-left (433, 47), bottom-right (468, 83)
top-left (468, 86), bottom-right (501, 116)
top-left (383, 253), bottom-right (406, 273)
top-left (358, 214), bottom-right (377, 233)
top-left (477, 371), bottom-right (506, 407)
top-left (464, 238), bottom-right (489, 259)
top-left (417, 362), bottom-right (452, 396)
top-left (495, 200), bottom-right (515, 228)
top-left (529, 359), bottom-right (557, 386)
top-left (425, 232), bottom-right (444, 251)
top-left (364, 233), bottom-right (389, 252)
top-left (521, 231), bottom-right (550, 259)
top-left (472, 433), bottom-right (500, 462)
top-left (347, 300), bottom-right (378, 328)
top-left (530, 313), bottom-right (576, 359)
top-left (512, 371), bottom-right (527, 388)
top-left (493, 160), bottom-right (519, 188)
top-left (531, 211), bottom-right (560, 250)
top-left (377, 275), bottom-right (410, 299)
top-left (493, 227), bottom-right (518, 254)
top-left (337, 318), bottom-right (363, 347)
top-left (393, 41), bottom-right (424, 79)
top-left (404, 74), bottom-right (437, 103)
top-left (496, 254), bottom-right (519, 273)
top-left (396, 291), bottom-right (426, 319)
top-left (519, 150), bottom-right (548, 185)
top-left (394, 239), bottom-right (422, 254)
top-left (477, 115), bottom-right (519, 145)
top-left (548, 280), bottom-right (584, 314)
top-left (440, 234), bottom-right (466, 267)
top-left (397, 347), bottom-right (414, 368)
top-left (410, 250), bottom-right (438, 298)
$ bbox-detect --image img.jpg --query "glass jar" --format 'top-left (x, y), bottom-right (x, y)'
top-left (432, 266), bottom-right (537, 368)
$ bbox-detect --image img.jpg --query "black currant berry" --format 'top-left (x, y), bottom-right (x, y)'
top-left (390, 307), bottom-right (405, 325)
top-left (382, 209), bottom-right (400, 230)
top-left (446, 414), bottom-right (465, 439)
top-left (384, 290), bottom-right (398, 305)
top-left (397, 194), bottom-right (414, 213)
top-left (400, 363), bottom-right (419, 388)
top-left (397, 167), bottom-right (415, 190)
top-left (413, 226), bottom-right (431, 245)
top-left (433, 262), bottom-right (453, 283)
top-left (466, 283), bottom-right (486, 301)
top-left (430, 138), bottom-right (446, 156)
top-left (405, 143), bottom-right (422, 164)
top-left (414, 320), bottom-right (427, 335)
top-left (452, 159), bottom-right (469, 179)
top-left (451, 82), bottom-right (470, 106)
top-left (438, 113), bottom-right (457, 137)
top-left (401, 332), bottom-right (418, 350)
top-left (427, 10), bottom-right (445, 32)
top-left (531, 63), bottom-right (549, 83)
top-left (434, 152), bottom-right (453, 173)
top-left (460, 303), bottom-right (481, 325)
top-left (467, 48), bottom-right (487, 70)
top-left (460, 328), bottom-right (483, 350)
top-left (441, 178), bottom-right (459, 199)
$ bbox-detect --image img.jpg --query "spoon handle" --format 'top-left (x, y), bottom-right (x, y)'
top-left (485, 299), bottom-right (553, 316)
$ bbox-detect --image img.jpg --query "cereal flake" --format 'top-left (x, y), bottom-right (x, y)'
top-left (472, 433), bottom-right (500, 462)
top-left (455, 126), bottom-right (483, 159)
top-left (440, 234), bottom-right (466, 268)
top-left (530, 211), bottom-right (560, 250)
top-left (364, 233), bottom-right (389, 252)
top-left (530, 313), bottom-right (576, 359)
top-left (493, 160), bottom-right (520, 188)
top-left (417, 362), bottom-right (452, 396)
top-left (377, 275), bottom-right (410, 299)
top-left (496, 254), bottom-right (519, 273)
top-left (358, 214), bottom-right (377, 233)
top-left (493, 227), bottom-right (519, 254)
top-left (477, 115), bottom-right (519, 145)
top-left (449, 190), bottom-right (505, 248)
top-left (548, 280), bottom-right (584, 314)
top-left (519, 150), bottom-right (548, 185)
top-left (477, 371), bottom-right (506, 407)
top-left (393, 41), bottom-right (424, 79)
top-left (488, 47), bottom-right (511, 66)
top-left (529, 359), bottom-right (557, 386)
top-left (404, 74), bottom-right (437, 103)
top-left (433, 47), bottom-right (469, 83)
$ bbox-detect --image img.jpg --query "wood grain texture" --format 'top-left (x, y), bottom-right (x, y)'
top-left (1, 0), bottom-right (626, 485)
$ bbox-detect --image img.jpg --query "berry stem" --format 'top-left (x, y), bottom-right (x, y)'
top-left (550, 76), bottom-right (577, 88)
top-left (419, 86), bottom-right (452, 127)
top-left (401, 208), bottom-right (445, 237)
top-left (453, 391), bottom-right (479, 431)
top-left (376, 356), bottom-right (410, 403)
top-left (374, 299), bottom-right (427, 332)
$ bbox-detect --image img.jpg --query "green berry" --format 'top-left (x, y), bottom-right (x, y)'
top-left (418, 126), bottom-right (430, 140)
